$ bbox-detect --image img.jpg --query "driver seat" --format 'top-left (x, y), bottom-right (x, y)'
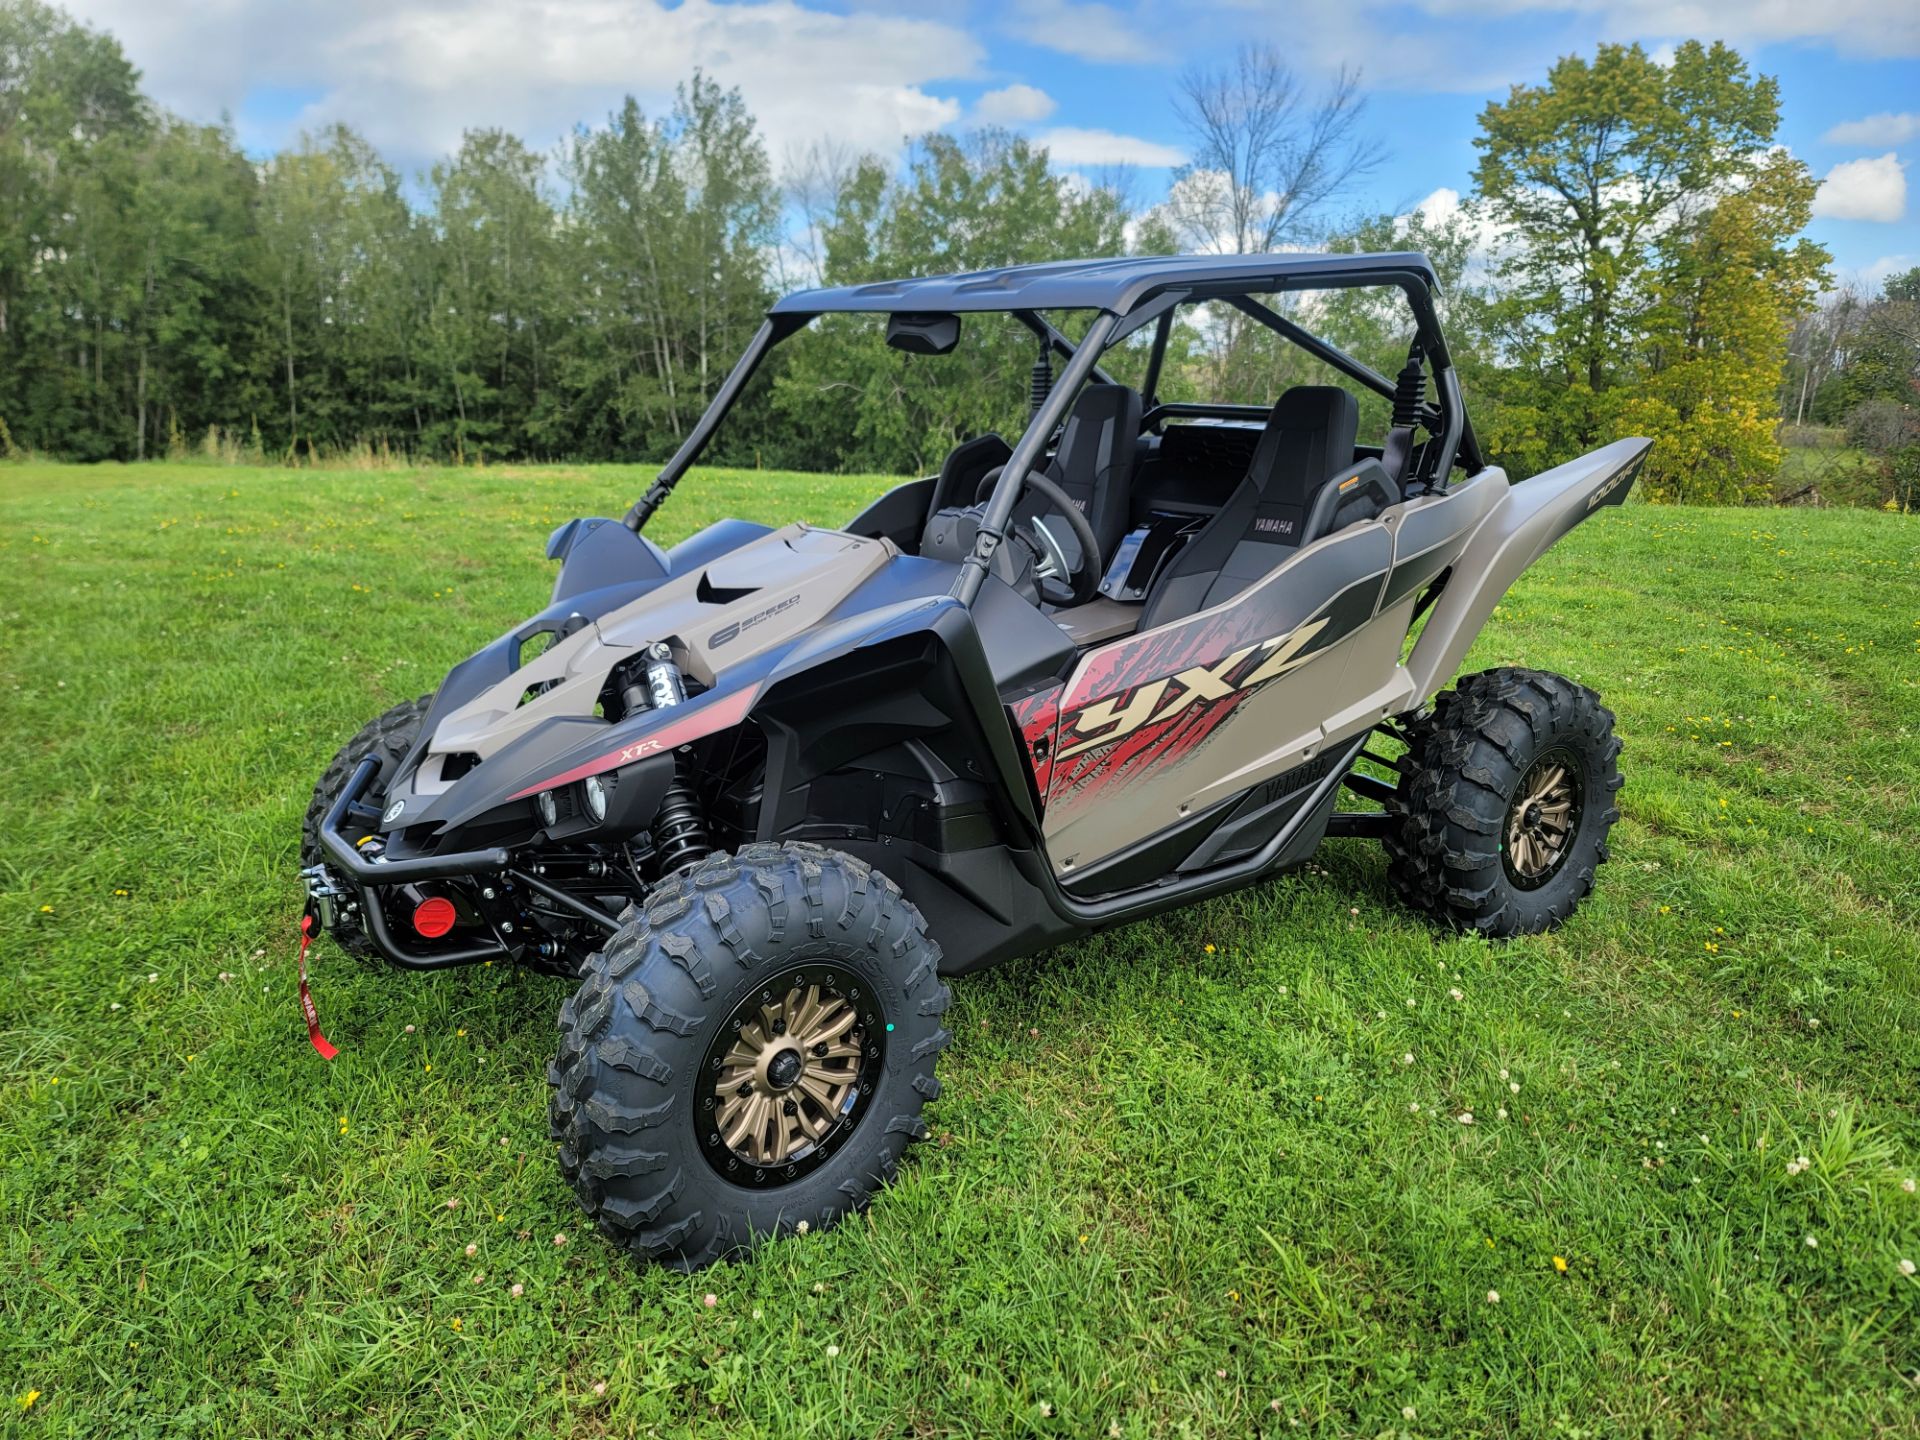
top-left (1029, 383), bottom-right (1140, 580)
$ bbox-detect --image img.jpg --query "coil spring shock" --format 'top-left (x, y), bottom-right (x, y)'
top-left (1029, 339), bottom-right (1053, 420)
top-left (1391, 344), bottom-right (1426, 430)
top-left (653, 764), bottom-right (711, 878)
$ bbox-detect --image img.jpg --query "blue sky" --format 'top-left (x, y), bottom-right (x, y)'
top-left (68, 0), bottom-right (1920, 286)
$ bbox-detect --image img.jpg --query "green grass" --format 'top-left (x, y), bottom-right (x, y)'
top-left (2, 461), bottom-right (1917, 1439)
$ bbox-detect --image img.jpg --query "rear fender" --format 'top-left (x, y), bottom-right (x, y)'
top-left (1403, 437), bottom-right (1649, 700)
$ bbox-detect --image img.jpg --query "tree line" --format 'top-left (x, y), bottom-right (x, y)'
top-left (4, 0), bottom-right (1913, 505)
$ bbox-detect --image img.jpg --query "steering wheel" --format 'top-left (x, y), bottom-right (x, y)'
top-left (974, 467), bottom-right (1103, 607)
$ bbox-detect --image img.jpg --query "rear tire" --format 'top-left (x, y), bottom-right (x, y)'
top-left (547, 844), bottom-right (952, 1270)
top-left (1385, 667), bottom-right (1622, 937)
top-left (300, 695), bottom-right (432, 956)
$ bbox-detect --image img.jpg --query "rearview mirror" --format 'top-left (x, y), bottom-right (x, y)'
top-left (886, 312), bottom-right (961, 355)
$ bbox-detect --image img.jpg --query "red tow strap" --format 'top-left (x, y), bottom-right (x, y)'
top-left (297, 914), bottom-right (339, 1060)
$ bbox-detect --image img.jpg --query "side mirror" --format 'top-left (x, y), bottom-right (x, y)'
top-left (886, 311), bottom-right (961, 355)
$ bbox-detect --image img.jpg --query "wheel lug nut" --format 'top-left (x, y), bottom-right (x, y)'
top-left (773, 1019), bottom-right (787, 1035)
top-left (737, 1083), bottom-right (752, 1097)
top-left (783, 1100), bottom-right (797, 1116)
top-left (812, 1043), bottom-right (828, 1057)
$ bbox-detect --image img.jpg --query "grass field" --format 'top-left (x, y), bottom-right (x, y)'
top-left (2, 460), bottom-right (1917, 1439)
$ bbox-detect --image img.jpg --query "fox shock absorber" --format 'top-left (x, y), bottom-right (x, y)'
top-left (645, 641), bottom-right (685, 710)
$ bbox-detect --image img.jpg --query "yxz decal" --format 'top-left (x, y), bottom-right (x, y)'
top-left (1055, 618), bottom-right (1329, 761)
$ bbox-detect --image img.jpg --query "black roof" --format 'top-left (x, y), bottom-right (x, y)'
top-left (770, 251), bottom-right (1440, 318)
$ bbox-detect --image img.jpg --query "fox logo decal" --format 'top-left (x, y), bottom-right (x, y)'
top-left (1055, 618), bottom-right (1330, 761)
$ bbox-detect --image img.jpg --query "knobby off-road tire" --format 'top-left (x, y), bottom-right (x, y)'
top-left (299, 694), bottom-right (432, 956)
top-left (548, 843), bottom-right (953, 1270)
top-left (1385, 667), bottom-right (1622, 938)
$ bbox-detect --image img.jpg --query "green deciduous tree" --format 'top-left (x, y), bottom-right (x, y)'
top-left (1472, 41), bottom-right (1825, 494)
top-left (770, 130), bottom-right (1131, 475)
top-left (552, 76), bottom-right (778, 462)
top-left (1615, 150), bottom-right (1826, 500)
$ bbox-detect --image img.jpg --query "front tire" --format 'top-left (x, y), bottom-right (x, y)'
top-left (548, 844), bottom-right (952, 1270)
top-left (1385, 668), bottom-right (1622, 937)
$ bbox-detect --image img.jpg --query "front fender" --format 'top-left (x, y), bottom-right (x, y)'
top-left (1403, 437), bottom-right (1650, 700)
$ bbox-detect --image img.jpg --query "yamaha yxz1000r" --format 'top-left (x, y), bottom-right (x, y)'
top-left (300, 252), bottom-right (1647, 1269)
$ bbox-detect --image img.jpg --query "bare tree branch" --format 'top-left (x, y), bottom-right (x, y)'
top-left (1166, 45), bottom-right (1383, 256)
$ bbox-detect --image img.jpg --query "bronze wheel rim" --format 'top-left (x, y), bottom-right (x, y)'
top-left (699, 965), bottom-right (886, 1188)
top-left (1503, 747), bottom-right (1582, 890)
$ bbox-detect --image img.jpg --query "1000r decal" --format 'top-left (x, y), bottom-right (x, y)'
top-left (1055, 616), bottom-right (1330, 761)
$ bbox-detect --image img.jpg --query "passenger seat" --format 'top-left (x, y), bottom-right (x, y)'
top-left (1138, 386), bottom-right (1361, 629)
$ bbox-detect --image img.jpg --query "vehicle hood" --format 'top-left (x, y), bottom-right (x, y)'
top-left (420, 523), bottom-right (894, 784)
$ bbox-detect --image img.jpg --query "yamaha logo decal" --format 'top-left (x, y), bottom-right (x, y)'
top-left (383, 799), bottom-right (407, 824)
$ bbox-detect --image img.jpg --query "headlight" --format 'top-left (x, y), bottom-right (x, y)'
top-left (582, 774), bottom-right (609, 822)
top-left (535, 790), bottom-right (559, 828)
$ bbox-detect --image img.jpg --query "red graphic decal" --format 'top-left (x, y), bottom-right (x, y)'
top-left (1046, 616), bottom-right (1332, 819)
top-left (1009, 685), bottom-right (1063, 799)
top-left (510, 683), bottom-right (761, 799)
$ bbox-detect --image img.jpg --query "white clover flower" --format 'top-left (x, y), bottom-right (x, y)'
top-left (1449, 987), bottom-right (1464, 1002)
top-left (1804, 1235), bottom-right (1819, 1249)
top-left (1899, 1259), bottom-right (1916, 1277)
top-left (1486, 1289), bottom-right (1500, 1304)
top-left (1458, 1112), bottom-right (1475, 1125)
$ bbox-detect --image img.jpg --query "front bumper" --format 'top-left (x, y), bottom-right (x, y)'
top-left (309, 755), bottom-right (517, 969)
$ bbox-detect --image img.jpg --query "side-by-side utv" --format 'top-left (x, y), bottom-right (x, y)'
top-left (300, 252), bottom-right (1647, 1269)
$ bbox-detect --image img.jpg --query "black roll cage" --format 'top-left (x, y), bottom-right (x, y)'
top-left (621, 261), bottom-right (1483, 606)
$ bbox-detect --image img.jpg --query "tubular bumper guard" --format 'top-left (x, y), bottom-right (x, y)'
top-left (310, 755), bottom-right (516, 969)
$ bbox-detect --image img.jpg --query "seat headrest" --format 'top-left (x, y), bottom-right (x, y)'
top-left (1248, 385), bottom-right (1360, 497)
top-left (1269, 385), bottom-right (1359, 441)
top-left (1065, 383), bottom-right (1141, 424)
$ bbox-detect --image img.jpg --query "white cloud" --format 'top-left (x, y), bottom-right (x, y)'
top-left (1812, 153), bottom-right (1908, 222)
top-left (1033, 127), bottom-right (1186, 167)
top-left (974, 82), bottom-right (1057, 125)
top-left (1395, 0), bottom-right (1920, 57)
top-left (1822, 112), bottom-right (1920, 147)
top-left (1850, 253), bottom-right (1917, 290)
top-left (63, 0), bottom-right (979, 167)
top-left (1003, 0), bottom-right (1154, 64)
top-left (1400, 186), bottom-right (1509, 286)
